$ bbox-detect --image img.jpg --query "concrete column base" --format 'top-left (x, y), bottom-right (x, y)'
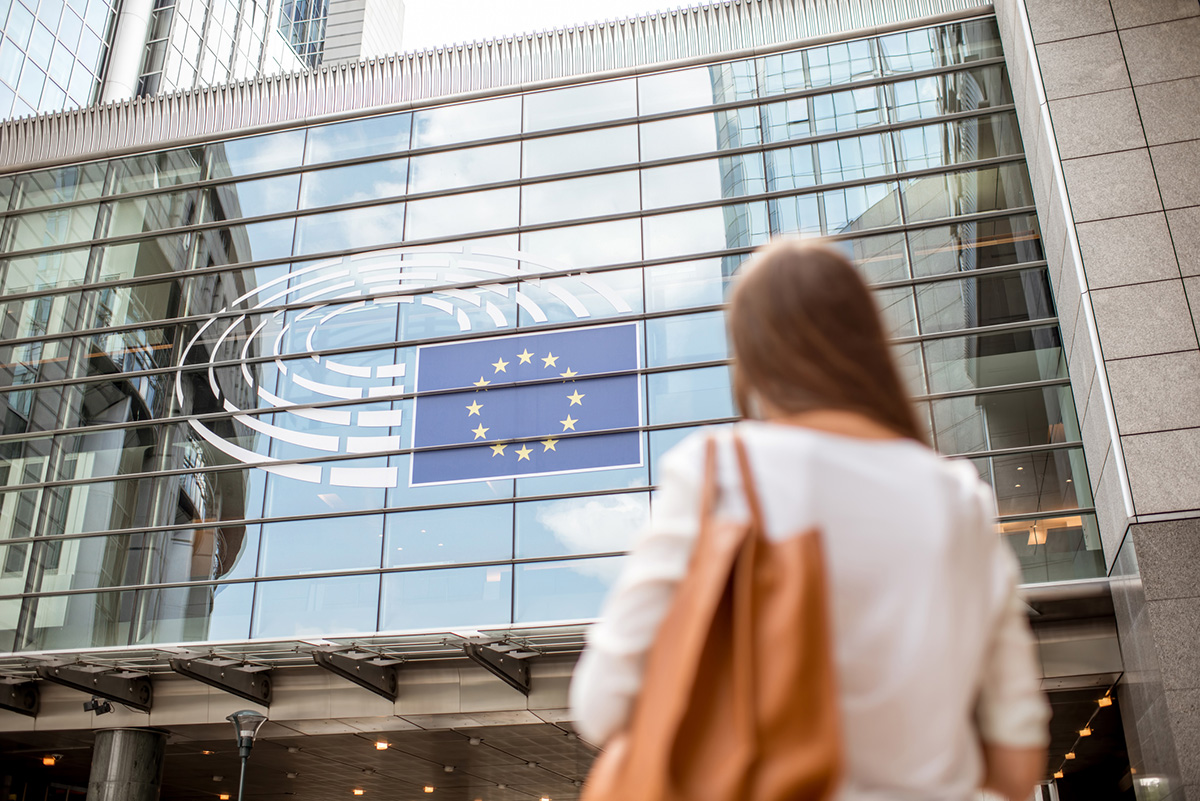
top-left (87, 728), bottom-right (166, 801)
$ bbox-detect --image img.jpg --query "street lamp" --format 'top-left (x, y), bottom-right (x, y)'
top-left (227, 710), bottom-right (268, 801)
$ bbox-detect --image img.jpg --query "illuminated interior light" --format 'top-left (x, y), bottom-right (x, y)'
top-left (1053, 771), bottom-right (1063, 779)
top-left (1079, 727), bottom-right (1092, 737)
top-left (1098, 696), bottom-right (1112, 707)
top-left (375, 741), bottom-right (388, 750)
top-left (42, 755), bottom-right (59, 766)
top-left (353, 791), bottom-right (365, 797)
top-left (220, 795), bottom-right (230, 800)
top-left (1065, 752), bottom-right (1075, 760)
top-left (424, 787), bottom-right (435, 793)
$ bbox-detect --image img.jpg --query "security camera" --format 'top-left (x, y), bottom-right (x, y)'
top-left (83, 697), bottom-right (113, 715)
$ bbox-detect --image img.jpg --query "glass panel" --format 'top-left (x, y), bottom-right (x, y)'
top-left (932, 385), bottom-right (1080, 456)
top-left (2, 204), bottom-right (99, 252)
top-left (524, 78), bottom-right (636, 132)
top-left (924, 325), bottom-right (1065, 394)
top-left (520, 219), bottom-right (641, 268)
top-left (304, 112), bottom-right (411, 164)
top-left (404, 188), bottom-right (515, 240)
top-left (521, 171), bottom-right (639, 225)
top-left (916, 267), bottom-right (1054, 334)
top-left (641, 155), bottom-right (765, 210)
top-left (872, 285), bottom-right (917, 338)
top-left (761, 38), bottom-right (877, 95)
top-left (251, 574), bottom-right (380, 637)
top-left (137, 581), bottom-right (255, 643)
top-left (879, 19), bottom-right (1003, 75)
top-left (646, 311), bottom-right (728, 367)
top-left (909, 213), bottom-right (1043, 277)
top-left (888, 64), bottom-right (1012, 122)
top-left (643, 201), bottom-right (769, 261)
top-left (1001, 512), bottom-right (1104, 584)
top-left (408, 142), bottom-right (519, 194)
top-left (110, 148), bottom-right (204, 194)
top-left (638, 60), bottom-right (757, 114)
top-left (193, 219), bottom-right (296, 267)
top-left (829, 232), bottom-right (909, 284)
top-left (380, 564), bottom-right (512, 631)
top-left (206, 129), bottom-right (306, 179)
top-left (648, 365), bottom-right (734, 425)
top-left (104, 188), bottom-right (201, 235)
top-left (385, 504), bottom-right (513, 567)
top-left (0, 247), bottom-right (90, 293)
top-left (523, 125), bottom-right (638, 178)
top-left (299, 158), bottom-right (409, 209)
top-left (412, 96), bottom-right (522, 148)
top-left (259, 516), bottom-right (384, 576)
top-left (893, 112), bottom-right (1022, 172)
top-left (293, 202), bottom-right (404, 255)
top-left (644, 258), bottom-right (733, 313)
top-left (207, 174), bottom-right (299, 219)
top-left (973, 446), bottom-right (1091, 517)
top-left (514, 556), bottom-right (623, 623)
top-left (20, 589), bottom-right (137, 649)
top-left (515, 493), bottom-right (646, 558)
top-left (10, 161), bottom-right (106, 209)
top-left (640, 108), bottom-right (761, 161)
top-left (902, 164), bottom-right (1033, 223)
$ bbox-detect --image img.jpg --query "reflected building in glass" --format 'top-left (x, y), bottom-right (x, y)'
top-left (0, 0), bottom-right (1194, 795)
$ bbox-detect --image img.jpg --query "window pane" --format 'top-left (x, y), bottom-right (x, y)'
top-left (916, 267), bottom-right (1054, 334)
top-left (643, 201), bottom-right (768, 261)
top-left (3, 204), bottom-right (99, 251)
top-left (879, 19), bottom-right (1002, 75)
top-left (872, 285), bottom-right (917, 338)
top-left (645, 258), bottom-right (733, 313)
top-left (259, 516), bottom-right (384, 576)
top-left (932, 385), bottom-right (1080, 455)
top-left (381, 565), bottom-right (512, 631)
top-left (299, 158), bottom-right (408, 209)
top-left (207, 174), bottom-right (299, 219)
top-left (640, 108), bottom-right (761, 161)
top-left (305, 112), bottom-right (411, 164)
top-left (521, 171), bottom-right (639, 225)
top-left (409, 142), bottom-right (519, 194)
top-left (104, 189), bottom-right (200, 236)
top-left (646, 311), bottom-right (728, 367)
top-left (641, 155), bottom-right (764, 210)
top-left (924, 325), bottom-right (1065, 394)
top-left (137, 582), bottom-right (255, 644)
top-left (293, 202), bottom-right (404, 255)
top-left (902, 164), bottom-right (1033, 223)
top-left (111, 148), bottom-right (203, 194)
top-left (829, 232), bottom-right (909, 284)
top-left (524, 78), bottom-right (636, 132)
top-left (909, 213), bottom-right (1043, 277)
top-left (385, 504), bottom-right (513, 567)
top-left (648, 365), bottom-right (734, 425)
top-left (523, 125), bottom-right (638, 178)
top-left (520, 219), bottom-right (641, 268)
top-left (412, 96), bottom-right (522, 148)
top-left (514, 556), bottom-right (623, 623)
top-left (515, 492), bottom-right (647, 558)
top-left (207, 129), bottom-right (306, 178)
top-left (893, 112), bottom-right (1022, 172)
top-left (888, 65), bottom-right (1012, 122)
top-left (405, 188), bottom-right (515, 240)
top-left (1001, 512), bottom-right (1104, 584)
top-left (638, 60), bottom-right (757, 114)
top-left (194, 219), bottom-right (296, 266)
top-left (251, 574), bottom-right (380, 637)
top-left (11, 161), bottom-right (106, 209)
top-left (972, 447), bottom-right (1091, 517)
top-left (0, 247), bottom-right (89, 293)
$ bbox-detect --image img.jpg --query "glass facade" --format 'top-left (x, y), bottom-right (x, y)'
top-left (0, 0), bottom-right (114, 118)
top-left (137, 0), bottom-right (307, 97)
top-left (0, 15), bottom-right (1103, 654)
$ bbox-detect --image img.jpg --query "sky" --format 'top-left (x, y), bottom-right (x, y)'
top-left (401, 0), bottom-right (680, 51)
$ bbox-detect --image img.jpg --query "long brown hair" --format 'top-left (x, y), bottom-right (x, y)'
top-left (727, 239), bottom-right (926, 442)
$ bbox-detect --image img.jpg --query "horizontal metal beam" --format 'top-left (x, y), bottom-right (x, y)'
top-left (0, 681), bottom-right (39, 717)
top-left (169, 658), bottom-right (272, 707)
top-left (312, 650), bottom-right (399, 702)
top-left (36, 665), bottom-right (152, 713)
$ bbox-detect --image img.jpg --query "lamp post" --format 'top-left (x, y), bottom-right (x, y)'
top-left (226, 710), bottom-right (268, 801)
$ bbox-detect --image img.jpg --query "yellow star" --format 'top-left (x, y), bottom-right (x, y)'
top-left (542, 352), bottom-right (558, 368)
top-left (559, 367), bottom-right (578, 379)
top-left (471, 424), bottom-right (489, 440)
top-left (560, 415), bottom-right (578, 432)
top-left (492, 357), bottom-right (509, 373)
top-left (516, 349), bottom-right (533, 364)
top-left (515, 444), bottom-right (532, 461)
top-left (490, 442), bottom-right (508, 456)
top-left (473, 376), bottom-right (491, 387)
top-left (542, 438), bottom-right (558, 452)
top-left (567, 390), bottom-right (585, 406)
top-left (466, 400), bottom-right (483, 416)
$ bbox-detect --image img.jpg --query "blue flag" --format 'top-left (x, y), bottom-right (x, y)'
top-left (410, 323), bottom-right (642, 485)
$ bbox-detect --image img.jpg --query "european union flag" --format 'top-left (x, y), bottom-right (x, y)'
top-left (410, 323), bottom-right (642, 485)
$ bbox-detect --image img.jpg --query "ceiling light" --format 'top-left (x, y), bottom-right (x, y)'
top-left (287, 773), bottom-right (299, 779)
top-left (201, 750), bottom-right (215, 755)
top-left (1015, 483), bottom-right (1021, 488)
top-left (375, 741), bottom-right (388, 750)
top-left (444, 766), bottom-right (455, 773)
top-left (541, 797), bottom-right (551, 801)
top-left (468, 737), bottom-right (482, 746)
top-left (220, 795), bottom-right (230, 800)
top-left (1098, 696), bottom-right (1112, 707)
top-left (1066, 478), bottom-right (1073, 483)
top-left (1079, 727), bottom-right (1092, 737)
top-left (1028, 526), bottom-right (1047, 546)
top-left (42, 755), bottom-right (61, 766)
top-left (1053, 770), bottom-right (1063, 779)
top-left (353, 790), bottom-right (365, 796)
top-left (1065, 752), bottom-right (1075, 760)
top-left (424, 787), bottom-right (435, 793)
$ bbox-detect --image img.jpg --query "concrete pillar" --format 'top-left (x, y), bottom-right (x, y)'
top-left (87, 728), bottom-right (166, 801)
top-left (100, 0), bottom-right (155, 103)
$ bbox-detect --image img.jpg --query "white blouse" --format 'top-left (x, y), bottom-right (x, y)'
top-left (570, 422), bottom-right (1050, 800)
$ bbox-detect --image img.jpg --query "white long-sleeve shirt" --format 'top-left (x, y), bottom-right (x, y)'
top-left (570, 422), bottom-right (1050, 800)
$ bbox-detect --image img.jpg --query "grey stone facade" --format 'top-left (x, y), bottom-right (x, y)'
top-left (995, 0), bottom-right (1200, 796)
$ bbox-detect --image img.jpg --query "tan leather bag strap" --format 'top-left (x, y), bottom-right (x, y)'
top-left (731, 432), bottom-right (766, 531)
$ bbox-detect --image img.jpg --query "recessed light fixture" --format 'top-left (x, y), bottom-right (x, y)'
top-left (468, 737), bottom-right (482, 746)
top-left (1065, 751), bottom-right (1075, 760)
top-left (1015, 484), bottom-right (1022, 488)
top-left (1079, 726), bottom-right (1092, 737)
top-left (1054, 770), bottom-right (1063, 779)
top-left (353, 790), bottom-right (365, 796)
top-left (1098, 696), bottom-right (1112, 707)
top-left (1017, 466), bottom-right (1023, 471)
top-left (220, 795), bottom-right (230, 800)
top-left (42, 755), bottom-right (61, 766)
top-left (424, 787), bottom-right (435, 794)
top-left (375, 741), bottom-right (388, 750)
